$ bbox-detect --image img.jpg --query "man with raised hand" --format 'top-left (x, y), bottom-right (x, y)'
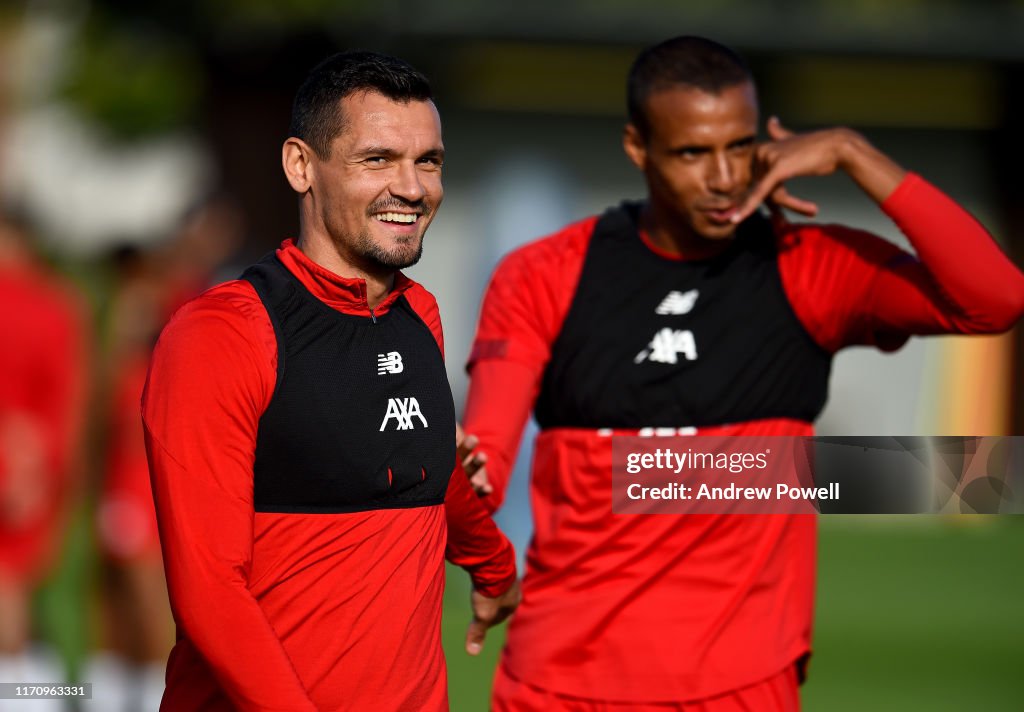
top-left (144, 50), bottom-right (519, 711)
top-left (461, 36), bottom-right (1024, 711)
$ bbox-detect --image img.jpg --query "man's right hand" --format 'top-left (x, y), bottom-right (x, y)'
top-left (456, 425), bottom-right (493, 496)
top-left (733, 116), bottom-right (906, 224)
top-left (465, 578), bottom-right (522, 655)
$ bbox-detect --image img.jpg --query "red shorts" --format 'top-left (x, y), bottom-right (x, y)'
top-left (492, 660), bottom-right (800, 712)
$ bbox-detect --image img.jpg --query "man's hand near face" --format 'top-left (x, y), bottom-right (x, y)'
top-left (734, 116), bottom-right (907, 223)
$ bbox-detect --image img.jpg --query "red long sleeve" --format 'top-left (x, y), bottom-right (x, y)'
top-left (464, 218), bottom-right (593, 511)
top-left (874, 173), bottom-right (1024, 332)
top-left (461, 360), bottom-right (543, 514)
top-left (778, 173), bottom-right (1024, 352)
top-left (143, 288), bottom-right (317, 712)
top-left (444, 462), bottom-right (516, 595)
top-left (406, 279), bottom-right (517, 593)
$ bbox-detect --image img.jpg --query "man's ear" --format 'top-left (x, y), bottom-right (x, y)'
top-left (282, 138), bottom-right (315, 194)
top-left (622, 123), bottom-right (647, 171)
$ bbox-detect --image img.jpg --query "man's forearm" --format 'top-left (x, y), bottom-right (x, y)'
top-left (444, 465), bottom-right (517, 596)
top-left (877, 174), bottom-right (1024, 332)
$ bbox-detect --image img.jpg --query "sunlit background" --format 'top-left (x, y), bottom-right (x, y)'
top-left (1, 0), bottom-right (1022, 710)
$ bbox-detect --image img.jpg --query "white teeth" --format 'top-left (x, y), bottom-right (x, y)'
top-left (375, 212), bottom-right (417, 224)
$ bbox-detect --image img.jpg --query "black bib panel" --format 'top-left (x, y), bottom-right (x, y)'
top-left (535, 203), bottom-right (832, 429)
top-left (242, 255), bottom-right (455, 513)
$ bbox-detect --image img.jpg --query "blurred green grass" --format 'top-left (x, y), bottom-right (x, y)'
top-left (442, 568), bottom-right (508, 710)
top-left (443, 517), bottom-right (1024, 711)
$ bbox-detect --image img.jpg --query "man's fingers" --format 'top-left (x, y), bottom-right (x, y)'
top-left (732, 174), bottom-right (777, 224)
top-left (456, 432), bottom-right (478, 462)
top-left (766, 116), bottom-right (795, 141)
top-left (470, 474), bottom-right (493, 496)
top-left (468, 460), bottom-right (493, 495)
top-left (465, 619), bottom-right (487, 655)
top-left (735, 169), bottom-right (820, 224)
top-left (462, 447), bottom-right (485, 472)
top-left (466, 580), bottom-right (521, 655)
top-left (457, 433), bottom-right (493, 495)
top-left (769, 185), bottom-right (818, 217)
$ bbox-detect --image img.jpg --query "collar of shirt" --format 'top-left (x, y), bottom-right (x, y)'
top-left (276, 239), bottom-right (414, 317)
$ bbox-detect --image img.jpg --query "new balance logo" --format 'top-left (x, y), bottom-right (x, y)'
top-left (377, 351), bottom-right (404, 375)
top-left (655, 289), bottom-right (698, 315)
top-left (379, 397), bottom-right (429, 431)
top-left (634, 328), bottom-right (698, 364)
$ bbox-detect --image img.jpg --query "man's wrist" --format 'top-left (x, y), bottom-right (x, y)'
top-left (836, 129), bottom-right (907, 204)
top-left (834, 128), bottom-right (870, 173)
top-left (471, 568), bottom-right (518, 598)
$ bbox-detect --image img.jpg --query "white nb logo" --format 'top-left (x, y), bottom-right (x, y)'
top-left (377, 351), bottom-right (404, 375)
top-left (379, 397), bottom-right (429, 431)
top-left (634, 328), bottom-right (698, 364)
top-left (655, 289), bottom-right (699, 315)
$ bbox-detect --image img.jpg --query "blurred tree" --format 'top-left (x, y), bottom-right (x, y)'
top-left (62, 16), bottom-right (202, 138)
top-left (54, 0), bottom-right (368, 140)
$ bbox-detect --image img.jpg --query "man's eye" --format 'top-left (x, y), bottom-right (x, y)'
top-left (365, 156), bottom-right (387, 165)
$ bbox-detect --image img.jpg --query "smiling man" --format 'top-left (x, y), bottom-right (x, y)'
top-left (460, 36), bottom-right (1024, 710)
top-left (142, 51), bottom-right (519, 711)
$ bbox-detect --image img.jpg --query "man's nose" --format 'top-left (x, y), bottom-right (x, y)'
top-left (389, 161), bottom-right (427, 202)
top-left (706, 153), bottom-right (737, 194)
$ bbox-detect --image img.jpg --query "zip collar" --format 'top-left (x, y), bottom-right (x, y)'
top-left (275, 239), bottom-right (414, 318)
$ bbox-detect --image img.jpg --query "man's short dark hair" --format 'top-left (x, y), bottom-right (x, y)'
top-left (627, 36), bottom-right (753, 138)
top-left (289, 50), bottom-right (433, 158)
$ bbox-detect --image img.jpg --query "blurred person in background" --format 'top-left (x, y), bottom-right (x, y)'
top-left (143, 50), bottom-right (519, 711)
top-left (460, 35), bottom-right (1024, 711)
top-left (87, 194), bottom-right (244, 712)
top-left (0, 209), bottom-right (89, 710)
top-left (89, 242), bottom-right (169, 712)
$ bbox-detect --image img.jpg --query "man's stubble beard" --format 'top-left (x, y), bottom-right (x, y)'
top-left (349, 228), bottom-right (425, 271)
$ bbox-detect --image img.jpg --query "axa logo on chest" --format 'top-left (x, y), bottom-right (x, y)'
top-left (380, 397), bottom-right (428, 431)
top-left (634, 328), bottom-right (698, 364)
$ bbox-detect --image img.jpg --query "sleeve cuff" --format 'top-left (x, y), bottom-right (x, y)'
top-left (468, 540), bottom-right (517, 598)
top-left (880, 171), bottom-right (926, 219)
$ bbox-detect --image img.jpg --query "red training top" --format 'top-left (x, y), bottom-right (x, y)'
top-left (464, 173), bottom-right (1024, 702)
top-left (144, 240), bottom-right (516, 711)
